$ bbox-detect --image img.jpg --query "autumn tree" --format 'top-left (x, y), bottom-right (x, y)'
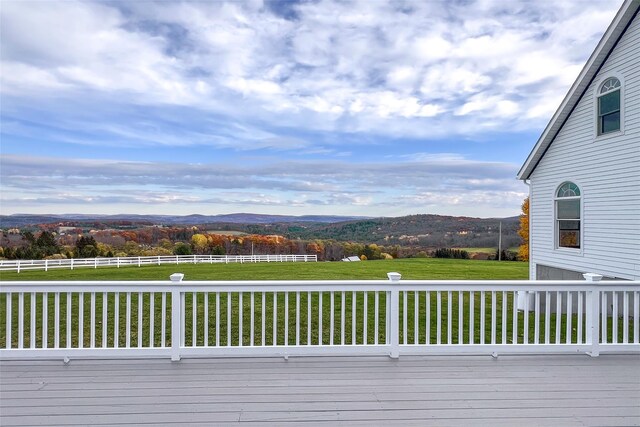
top-left (517, 196), bottom-right (529, 261)
top-left (363, 244), bottom-right (382, 260)
top-left (191, 234), bottom-right (208, 254)
top-left (306, 241), bottom-right (324, 258)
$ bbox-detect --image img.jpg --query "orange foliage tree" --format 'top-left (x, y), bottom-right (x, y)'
top-left (517, 196), bottom-right (529, 261)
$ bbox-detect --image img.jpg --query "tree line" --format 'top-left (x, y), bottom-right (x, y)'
top-left (0, 199), bottom-right (531, 262)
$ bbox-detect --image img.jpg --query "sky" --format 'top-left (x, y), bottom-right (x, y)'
top-left (0, 0), bottom-right (622, 219)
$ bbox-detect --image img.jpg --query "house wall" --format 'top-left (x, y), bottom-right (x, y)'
top-left (529, 12), bottom-right (640, 281)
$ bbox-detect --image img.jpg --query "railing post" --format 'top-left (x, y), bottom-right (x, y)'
top-left (70, 258), bottom-right (74, 270)
top-left (170, 273), bottom-right (184, 361)
top-left (584, 273), bottom-right (603, 357)
top-left (387, 272), bottom-right (401, 358)
top-left (586, 288), bottom-right (601, 357)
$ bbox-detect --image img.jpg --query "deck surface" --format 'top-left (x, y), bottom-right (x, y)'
top-left (1, 354), bottom-right (639, 426)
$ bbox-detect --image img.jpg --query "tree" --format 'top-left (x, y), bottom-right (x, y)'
top-left (191, 234), bottom-right (208, 254)
top-left (363, 244), bottom-right (382, 260)
top-left (517, 197), bottom-right (529, 261)
top-left (75, 236), bottom-right (99, 258)
top-left (123, 241), bottom-right (140, 256)
top-left (174, 242), bottom-right (192, 255)
top-left (22, 231), bottom-right (36, 245)
top-left (159, 239), bottom-right (173, 250)
top-left (36, 231), bottom-right (60, 257)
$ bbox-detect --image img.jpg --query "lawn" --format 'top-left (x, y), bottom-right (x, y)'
top-left (2, 259), bottom-right (630, 348)
top-left (0, 258), bottom-right (529, 281)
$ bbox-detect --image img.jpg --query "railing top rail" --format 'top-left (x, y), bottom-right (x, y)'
top-left (1, 279), bottom-right (639, 293)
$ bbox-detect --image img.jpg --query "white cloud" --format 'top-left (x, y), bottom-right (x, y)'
top-left (0, 0), bottom-right (621, 217)
top-left (1, 153), bottom-right (527, 217)
top-left (455, 95), bottom-right (519, 118)
top-left (1, 0), bottom-right (622, 142)
top-left (414, 36), bottom-right (453, 62)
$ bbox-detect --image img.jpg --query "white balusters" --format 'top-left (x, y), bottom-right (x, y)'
top-left (1, 278), bottom-right (638, 360)
top-left (447, 291), bottom-right (452, 344)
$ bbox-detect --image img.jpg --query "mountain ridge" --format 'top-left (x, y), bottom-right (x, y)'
top-left (0, 213), bottom-right (370, 227)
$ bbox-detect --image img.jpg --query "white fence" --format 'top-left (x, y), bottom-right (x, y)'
top-left (0, 254), bottom-right (317, 273)
top-left (1, 274), bottom-right (638, 360)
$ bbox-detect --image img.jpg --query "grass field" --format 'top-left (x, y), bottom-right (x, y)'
top-left (205, 230), bottom-right (246, 236)
top-left (2, 259), bottom-right (630, 348)
top-left (453, 247), bottom-right (519, 254)
top-left (0, 258), bottom-right (529, 281)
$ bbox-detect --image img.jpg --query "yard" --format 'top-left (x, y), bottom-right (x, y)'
top-left (0, 258), bottom-right (529, 281)
top-left (3, 258), bottom-right (631, 348)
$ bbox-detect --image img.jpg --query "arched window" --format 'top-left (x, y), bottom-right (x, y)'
top-left (597, 77), bottom-right (621, 135)
top-left (555, 182), bottom-right (581, 249)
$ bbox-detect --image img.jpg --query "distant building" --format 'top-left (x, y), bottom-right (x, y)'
top-left (57, 226), bottom-right (76, 235)
top-left (518, 0), bottom-right (640, 280)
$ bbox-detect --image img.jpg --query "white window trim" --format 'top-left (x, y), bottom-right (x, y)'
top-left (594, 73), bottom-right (624, 140)
top-left (553, 182), bottom-right (583, 255)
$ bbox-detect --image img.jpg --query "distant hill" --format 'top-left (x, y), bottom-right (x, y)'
top-left (0, 212), bottom-right (522, 249)
top-left (0, 213), bottom-right (369, 228)
top-left (212, 214), bottom-right (522, 249)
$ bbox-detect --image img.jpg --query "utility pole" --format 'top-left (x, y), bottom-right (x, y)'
top-left (498, 221), bottom-right (502, 261)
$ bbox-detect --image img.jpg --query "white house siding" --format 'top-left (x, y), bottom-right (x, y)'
top-left (529, 12), bottom-right (640, 281)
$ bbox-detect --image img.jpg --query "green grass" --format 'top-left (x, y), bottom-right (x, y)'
top-left (453, 247), bottom-right (496, 254)
top-left (1, 259), bottom-right (631, 348)
top-left (0, 258), bottom-right (529, 281)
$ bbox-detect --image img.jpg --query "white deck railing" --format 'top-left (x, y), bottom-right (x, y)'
top-left (1, 275), bottom-right (638, 360)
top-left (0, 254), bottom-right (317, 273)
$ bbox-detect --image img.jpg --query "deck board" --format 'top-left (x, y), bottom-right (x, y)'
top-left (1, 355), bottom-right (639, 426)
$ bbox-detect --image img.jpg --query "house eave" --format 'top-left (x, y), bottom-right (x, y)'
top-left (518, 0), bottom-right (640, 181)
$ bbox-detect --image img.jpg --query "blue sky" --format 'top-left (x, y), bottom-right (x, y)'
top-left (0, 0), bottom-right (621, 218)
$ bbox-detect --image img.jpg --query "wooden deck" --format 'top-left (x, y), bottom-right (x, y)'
top-left (1, 355), bottom-right (639, 426)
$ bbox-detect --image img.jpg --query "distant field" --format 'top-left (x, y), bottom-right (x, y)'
top-left (453, 247), bottom-right (496, 254)
top-left (205, 230), bottom-right (246, 236)
top-left (0, 258), bottom-right (529, 281)
top-left (454, 247), bottom-right (519, 254)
